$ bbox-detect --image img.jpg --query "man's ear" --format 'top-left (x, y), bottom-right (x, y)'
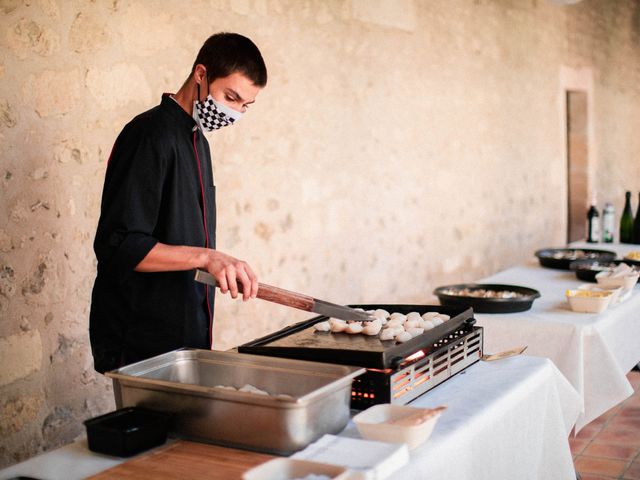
top-left (193, 64), bottom-right (207, 85)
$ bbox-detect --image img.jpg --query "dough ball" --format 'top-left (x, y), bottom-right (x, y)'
top-left (314, 321), bottom-right (330, 332)
top-left (406, 327), bottom-right (424, 338)
top-left (395, 331), bottom-right (413, 343)
top-left (380, 328), bottom-right (396, 341)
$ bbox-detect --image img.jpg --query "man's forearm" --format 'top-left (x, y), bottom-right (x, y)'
top-left (134, 243), bottom-right (208, 272)
top-left (134, 242), bottom-right (258, 300)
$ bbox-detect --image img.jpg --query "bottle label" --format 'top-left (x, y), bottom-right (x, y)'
top-left (603, 213), bottom-right (615, 242)
top-left (588, 219), bottom-right (600, 243)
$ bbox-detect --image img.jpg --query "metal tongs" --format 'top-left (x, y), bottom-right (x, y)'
top-left (194, 269), bottom-right (376, 322)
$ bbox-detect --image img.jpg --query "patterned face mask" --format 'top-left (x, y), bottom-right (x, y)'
top-left (193, 80), bottom-right (243, 132)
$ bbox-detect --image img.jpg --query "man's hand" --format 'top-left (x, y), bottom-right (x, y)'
top-left (135, 243), bottom-right (259, 301)
top-left (203, 250), bottom-right (258, 301)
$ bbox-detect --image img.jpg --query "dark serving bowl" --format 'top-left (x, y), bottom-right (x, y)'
top-left (433, 283), bottom-right (541, 313)
top-left (534, 248), bottom-right (617, 270)
top-left (84, 407), bottom-right (171, 457)
top-left (569, 259), bottom-right (640, 283)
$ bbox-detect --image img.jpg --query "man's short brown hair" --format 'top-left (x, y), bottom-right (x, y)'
top-left (193, 32), bottom-right (267, 87)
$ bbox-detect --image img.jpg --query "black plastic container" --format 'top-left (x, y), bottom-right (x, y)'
top-left (569, 259), bottom-right (640, 283)
top-left (433, 283), bottom-right (541, 313)
top-left (534, 248), bottom-right (617, 270)
top-left (84, 407), bottom-right (170, 457)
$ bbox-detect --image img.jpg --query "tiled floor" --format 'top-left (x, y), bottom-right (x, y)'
top-left (571, 370), bottom-right (640, 480)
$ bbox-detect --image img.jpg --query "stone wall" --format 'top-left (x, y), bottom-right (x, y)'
top-left (1, 0), bottom-right (639, 467)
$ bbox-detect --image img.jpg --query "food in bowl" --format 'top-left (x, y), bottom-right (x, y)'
top-left (566, 289), bottom-right (613, 313)
top-left (577, 284), bottom-right (623, 305)
top-left (595, 263), bottom-right (640, 291)
top-left (624, 251), bottom-right (640, 262)
top-left (439, 287), bottom-right (525, 299)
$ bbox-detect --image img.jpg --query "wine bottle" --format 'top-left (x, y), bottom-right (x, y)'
top-left (633, 192), bottom-right (640, 244)
top-left (586, 200), bottom-right (600, 243)
top-left (602, 203), bottom-right (615, 243)
top-left (620, 191), bottom-right (634, 243)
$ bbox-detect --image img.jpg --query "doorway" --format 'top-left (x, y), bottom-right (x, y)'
top-left (566, 90), bottom-right (589, 243)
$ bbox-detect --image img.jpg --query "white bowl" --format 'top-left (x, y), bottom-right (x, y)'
top-left (624, 251), bottom-right (640, 262)
top-left (353, 404), bottom-right (445, 450)
top-left (566, 289), bottom-right (613, 313)
top-left (577, 284), bottom-right (623, 305)
top-left (595, 270), bottom-right (639, 291)
top-left (242, 458), bottom-right (351, 480)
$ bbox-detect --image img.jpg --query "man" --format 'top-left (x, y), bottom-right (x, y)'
top-left (89, 33), bottom-right (266, 373)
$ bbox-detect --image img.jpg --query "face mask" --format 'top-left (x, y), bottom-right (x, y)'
top-left (193, 81), bottom-right (242, 132)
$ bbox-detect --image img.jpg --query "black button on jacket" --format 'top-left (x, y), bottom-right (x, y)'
top-left (89, 95), bottom-right (216, 373)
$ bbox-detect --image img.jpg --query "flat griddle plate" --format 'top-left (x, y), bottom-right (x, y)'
top-left (238, 304), bottom-right (474, 369)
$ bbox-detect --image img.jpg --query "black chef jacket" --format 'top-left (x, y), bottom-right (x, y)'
top-left (89, 94), bottom-right (216, 373)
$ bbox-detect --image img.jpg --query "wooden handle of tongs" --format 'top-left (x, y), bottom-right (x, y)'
top-left (194, 269), bottom-right (315, 312)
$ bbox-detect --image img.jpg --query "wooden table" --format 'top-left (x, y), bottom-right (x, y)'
top-left (88, 441), bottom-right (273, 480)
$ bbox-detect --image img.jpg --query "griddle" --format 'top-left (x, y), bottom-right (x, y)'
top-left (238, 304), bottom-right (474, 370)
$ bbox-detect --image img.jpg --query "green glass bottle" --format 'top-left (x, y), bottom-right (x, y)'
top-left (620, 191), bottom-right (634, 243)
top-left (633, 192), bottom-right (640, 244)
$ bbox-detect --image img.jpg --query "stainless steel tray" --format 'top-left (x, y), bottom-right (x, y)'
top-left (106, 348), bottom-right (364, 455)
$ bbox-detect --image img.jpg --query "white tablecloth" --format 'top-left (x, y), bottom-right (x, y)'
top-left (0, 356), bottom-right (581, 480)
top-left (336, 356), bottom-right (582, 480)
top-left (476, 242), bottom-right (640, 431)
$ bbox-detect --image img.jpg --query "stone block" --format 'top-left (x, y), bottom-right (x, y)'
top-left (69, 12), bottom-right (108, 53)
top-left (0, 264), bottom-right (16, 298)
top-left (0, 396), bottom-right (43, 435)
top-left (39, 0), bottom-right (60, 18)
top-left (53, 139), bottom-right (88, 164)
top-left (351, 0), bottom-right (416, 31)
top-left (0, 230), bottom-right (12, 252)
top-left (0, 330), bottom-right (43, 386)
top-left (0, 100), bottom-right (16, 128)
top-left (41, 405), bottom-right (75, 443)
top-left (1, 0), bottom-right (20, 14)
top-left (5, 18), bottom-right (60, 59)
top-left (23, 70), bottom-right (83, 118)
top-left (86, 63), bottom-right (152, 110)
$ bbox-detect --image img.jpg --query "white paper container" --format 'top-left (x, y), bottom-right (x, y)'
top-left (242, 458), bottom-right (351, 480)
top-left (578, 284), bottom-right (623, 305)
top-left (352, 404), bottom-right (443, 450)
top-left (595, 271), bottom-right (639, 291)
top-left (566, 289), bottom-right (612, 313)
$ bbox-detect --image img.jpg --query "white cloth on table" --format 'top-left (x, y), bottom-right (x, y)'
top-left (336, 356), bottom-right (581, 480)
top-left (476, 245), bottom-right (640, 431)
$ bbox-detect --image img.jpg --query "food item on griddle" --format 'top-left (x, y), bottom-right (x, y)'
top-left (329, 318), bottom-right (347, 333)
top-left (395, 331), bottom-right (412, 343)
top-left (372, 309), bottom-right (389, 324)
top-left (422, 319), bottom-right (435, 330)
top-left (314, 321), bottom-right (330, 332)
top-left (406, 327), bottom-right (424, 338)
top-left (317, 310), bottom-right (451, 343)
top-left (625, 251), bottom-right (640, 261)
top-left (379, 328), bottom-right (396, 341)
top-left (345, 323), bottom-right (364, 334)
top-left (362, 319), bottom-right (382, 336)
